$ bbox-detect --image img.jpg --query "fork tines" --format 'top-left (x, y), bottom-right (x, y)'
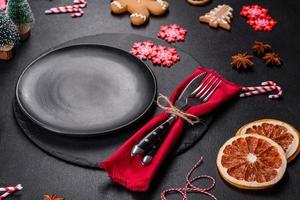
top-left (191, 73), bottom-right (222, 102)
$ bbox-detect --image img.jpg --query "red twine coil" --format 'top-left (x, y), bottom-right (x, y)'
top-left (161, 157), bottom-right (217, 200)
top-left (240, 81), bottom-right (282, 99)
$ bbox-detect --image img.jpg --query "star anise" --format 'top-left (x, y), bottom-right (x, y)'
top-left (44, 194), bottom-right (64, 200)
top-left (252, 41), bottom-right (272, 56)
top-left (231, 53), bottom-right (254, 69)
top-left (262, 52), bottom-right (282, 66)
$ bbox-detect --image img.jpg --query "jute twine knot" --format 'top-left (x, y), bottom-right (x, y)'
top-left (156, 94), bottom-right (200, 125)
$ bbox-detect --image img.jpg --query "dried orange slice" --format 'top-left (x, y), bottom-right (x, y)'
top-left (236, 119), bottom-right (300, 162)
top-left (217, 134), bottom-right (287, 189)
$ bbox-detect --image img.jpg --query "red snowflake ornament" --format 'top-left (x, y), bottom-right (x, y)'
top-left (247, 16), bottom-right (277, 31)
top-left (240, 4), bottom-right (278, 32)
top-left (157, 24), bottom-right (187, 43)
top-left (240, 5), bottom-right (268, 19)
top-left (150, 45), bottom-right (180, 67)
top-left (130, 41), bottom-right (155, 60)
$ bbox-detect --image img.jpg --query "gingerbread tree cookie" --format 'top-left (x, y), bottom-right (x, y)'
top-left (111, 0), bottom-right (169, 26)
top-left (199, 4), bottom-right (233, 30)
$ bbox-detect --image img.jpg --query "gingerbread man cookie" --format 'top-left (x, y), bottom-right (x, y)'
top-left (111, 0), bottom-right (169, 26)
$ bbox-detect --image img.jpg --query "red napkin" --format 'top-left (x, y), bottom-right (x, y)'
top-left (0, 0), bottom-right (6, 10)
top-left (100, 67), bottom-right (242, 191)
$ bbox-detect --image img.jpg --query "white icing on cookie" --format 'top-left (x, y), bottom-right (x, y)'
top-left (156, 0), bottom-right (167, 10)
top-left (130, 13), bottom-right (147, 21)
top-left (111, 1), bottom-right (124, 9)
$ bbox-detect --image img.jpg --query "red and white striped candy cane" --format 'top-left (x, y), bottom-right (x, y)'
top-left (71, 9), bottom-right (84, 18)
top-left (45, 0), bottom-right (87, 17)
top-left (45, 6), bottom-right (82, 14)
top-left (0, 184), bottom-right (23, 200)
top-left (73, 0), bottom-right (87, 8)
top-left (71, 0), bottom-right (87, 17)
top-left (261, 81), bottom-right (283, 99)
top-left (240, 81), bottom-right (282, 99)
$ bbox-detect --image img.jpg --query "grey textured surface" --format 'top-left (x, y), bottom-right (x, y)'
top-left (0, 0), bottom-right (300, 199)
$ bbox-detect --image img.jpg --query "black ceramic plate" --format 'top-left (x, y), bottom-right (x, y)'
top-left (16, 44), bottom-right (156, 136)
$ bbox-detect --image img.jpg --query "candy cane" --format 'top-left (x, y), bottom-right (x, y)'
top-left (0, 184), bottom-right (23, 200)
top-left (261, 81), bottom-right (283, 99)
top-left (71, 9), bottom-right (84, 18)
top-left (72, 0), bottom-right (86, 17)
top-left (240, 81), bottom-right (282, 99)
top-left (74, 0), bottom-right (87, 8)
top-left (45, 6), bottom-right (82, 14)
top-left (45, 0), bottom-right (87, 17)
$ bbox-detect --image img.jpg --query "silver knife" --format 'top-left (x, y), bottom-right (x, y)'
top-left (131, 72), bottom-right (207, 157)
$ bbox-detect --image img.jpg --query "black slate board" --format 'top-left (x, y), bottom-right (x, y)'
top-left (13, 33), bottom-right (213, 168)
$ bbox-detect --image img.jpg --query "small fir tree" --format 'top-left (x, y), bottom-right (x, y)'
top-left (6, 0), bottom-right (34, 40)
top-left (0, 11), bottom-right (19, 60)
top-left (0, 11), bottom-right (19, 49)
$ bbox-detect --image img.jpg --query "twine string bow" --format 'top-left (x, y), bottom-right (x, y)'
top-left (156, 94), bottom-right (200, 125)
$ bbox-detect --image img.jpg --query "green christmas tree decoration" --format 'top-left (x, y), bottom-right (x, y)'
top-left (0, 11), bottom-right (19, 47)
top-left (0, 11), bottom-right (19, 60)
top-left (6, 0), bottom-right (34, 40)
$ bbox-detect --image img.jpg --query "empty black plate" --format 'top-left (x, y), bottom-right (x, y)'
top-left (16, 44), bottom-right (157, 136)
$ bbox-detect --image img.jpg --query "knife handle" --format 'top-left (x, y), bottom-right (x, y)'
top-left (141, 141), bottom-right (161, 165)
top-left (131, 115), bottom-right (176, 156)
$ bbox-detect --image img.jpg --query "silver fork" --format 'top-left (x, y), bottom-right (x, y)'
top-left (131, 73), bottom-right (222, 165)
top-left (141, 74), bottom-right (222, 164)
top-left (189, 73), bottom-right (222, 105)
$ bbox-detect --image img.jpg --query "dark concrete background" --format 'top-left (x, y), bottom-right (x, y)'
top-left (0, 0), bottom-right (299, 199)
